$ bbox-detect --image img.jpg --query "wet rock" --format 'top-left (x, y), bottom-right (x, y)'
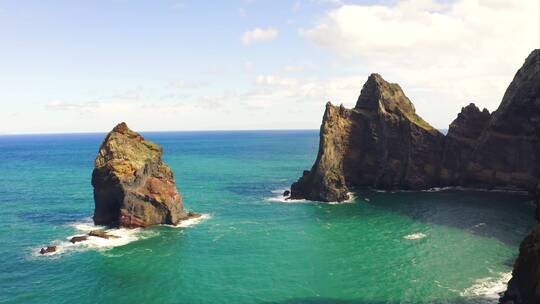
top-left (69, 236), bottom-right (88, 243)
top-left (283, 190), bottom-right (290, 197)
top-left (39, 246), bottom-right (56, 254)
top-left (89, 230), bottom-right (117, 239)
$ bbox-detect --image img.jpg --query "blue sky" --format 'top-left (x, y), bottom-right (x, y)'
top-left (0, 0), bottom-right (537, 133)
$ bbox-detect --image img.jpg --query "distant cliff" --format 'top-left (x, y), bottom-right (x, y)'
top-left (92, 122), bottom-right (194, 228)
top-left (290, 49), bottom-right (540, 202)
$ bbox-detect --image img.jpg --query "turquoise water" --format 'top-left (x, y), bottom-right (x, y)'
top-left (0, 130), bottom-right (535, 304)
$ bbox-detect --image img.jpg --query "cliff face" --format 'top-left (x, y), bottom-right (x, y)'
top-left (441, 103), bottom-right (491, 185)
top-left (291, 74), bottom-right (444, 201)
top-left (500, 212), bottom-right (540, 304)
top-left (92, 123), bottom-right (189, 228)
top-left (467, 49), bottom-right (540, 192)
top-left (290, 49), bottom-right (540, 202)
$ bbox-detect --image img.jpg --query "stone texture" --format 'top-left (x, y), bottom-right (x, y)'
top-left (92, 122), bottom-right (189, 228)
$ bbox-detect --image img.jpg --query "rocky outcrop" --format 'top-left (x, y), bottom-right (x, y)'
top-left (92, 122), bottom-right (191, 228)
top-left (291, 73), bottom-right (444, 201)
top-left (441, 103), bottom-right (491, 185)
top-left (290, 49), bottom-right (540, 202)
top-left (500, 213), bottom-right (540, 304)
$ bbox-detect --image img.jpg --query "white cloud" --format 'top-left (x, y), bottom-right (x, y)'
top-left (256, 74), bottom-right (298, 87)
top-left (241, 27), bottom-right (279, 45)
top-left (284, 65), bottom-right (305, 73)
top-left (301, 0), bottom-right (538, 127)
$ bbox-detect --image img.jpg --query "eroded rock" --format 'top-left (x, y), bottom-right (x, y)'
top-left (92, 123), bottom-right (190, 228)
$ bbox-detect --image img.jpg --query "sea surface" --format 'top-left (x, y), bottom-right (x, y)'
top-left (0, 130), bottom-right (535, 304)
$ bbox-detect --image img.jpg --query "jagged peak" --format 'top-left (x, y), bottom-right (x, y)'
top-left (355, 73), bottom-right (436, 132)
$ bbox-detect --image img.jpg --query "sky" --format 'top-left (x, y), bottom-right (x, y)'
top-left (0, 0), bottom-right (538, 134)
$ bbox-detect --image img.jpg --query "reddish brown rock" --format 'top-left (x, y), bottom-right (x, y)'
top-left (92, 123), bottom-right (190, 228)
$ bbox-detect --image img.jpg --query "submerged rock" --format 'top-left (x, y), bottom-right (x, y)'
top-left (39, 246), bottom-right (56, 255)
top-left (291, 49), bottom-right (540, 202)
top-left (89, 230), bottom-right (117, 239)
top-left (69, 236), bottom-right (88, 243)
top-left (92, 122), bottom-right (191, 228)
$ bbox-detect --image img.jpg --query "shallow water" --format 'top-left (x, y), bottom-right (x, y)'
top-left (0, 130), bottom-right (535, 304)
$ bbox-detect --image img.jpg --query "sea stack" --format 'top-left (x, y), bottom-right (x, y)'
top-left (290, 73), bottom-right (444, 201)
top-left (92, 122), bottom-right (191, 228)
top-left (290, 49), bottom-right (540, 202)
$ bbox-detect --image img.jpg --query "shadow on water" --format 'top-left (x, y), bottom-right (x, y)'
top-left (262, 296), bottom-right (495, 304)
top-left (350, 189), bottom-right (536, 247)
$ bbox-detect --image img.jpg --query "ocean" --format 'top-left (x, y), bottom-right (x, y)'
top-left (0, 130), bottom-right (535, 304)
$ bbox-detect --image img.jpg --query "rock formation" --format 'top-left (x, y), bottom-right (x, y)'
top-left (92, 122), bottom-right (192, 228)
top-left (291, 73), bottom-right (445, 201)
top-left (500, 218), bottom-right (540, 304)
top-left (290, 49), bottom-right (540, 202)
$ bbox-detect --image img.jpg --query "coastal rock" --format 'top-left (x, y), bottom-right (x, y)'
top-left (500, 221), bottom-right (540, 304)
top-left (69, 236), bottom-right (88, 243)
top-left (89, 230), bottom-right (117, 239)
top-left (291, 74), bottom-right (444, 201)
top-left (467, 49), bottom-right (540, 192)
top-left (92, 122), bottom-right (190, 228)
top-left (441, 103), bottom-right (491, 185)
top-left (39, 246), bottom-right (56, 254)
top-left (291, 49), bottom-right (540, 202)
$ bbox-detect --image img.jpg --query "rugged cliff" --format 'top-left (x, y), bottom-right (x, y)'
top-left (290, 49), bottom-right (540, 202)
top-left (291, 73), bottom-right (444, 201)
top-left (92, 122), bottom-right (191, 228)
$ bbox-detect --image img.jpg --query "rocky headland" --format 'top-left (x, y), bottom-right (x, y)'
top-left (92, 122), bottom-right (196, 228)
top-left (290, 49), bottom-right (540, 203)
top-left (288, 49), bottom-right (540, 303)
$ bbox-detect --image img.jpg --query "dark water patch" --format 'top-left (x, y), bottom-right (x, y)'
top-left (353, 189), bottom-right (535, 247)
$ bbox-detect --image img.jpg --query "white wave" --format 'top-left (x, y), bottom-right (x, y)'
top-left (267, 189), bottom-right (356, 204)
top-left (266, 196), bottom-right (307, 203)
top-left (35, 219), bottom-right (148, 257)
top-left (461, 272), bottom-right (512, 302)
top-left (403, 232), bottom-right (427, 240)
top-left (328, 192), bottom-right (356, 205)
top-left (164, 213), bottom-right (211, 228)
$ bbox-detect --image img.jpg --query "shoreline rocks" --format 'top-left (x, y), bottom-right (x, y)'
top-left (39, 246), bottom-right (56, 255)
top-left (92, 122), bottom-right (194, 228)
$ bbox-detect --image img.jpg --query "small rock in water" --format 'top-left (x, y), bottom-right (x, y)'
top-left (283, 190), bottom-right (290, 197)
top-left (364, 198), bottom-right (370, 202)
top-left (89, 230), bottom-right (117, 239)
top-left (70, 235), bottom-right (88, 243)
top-left (39, 246), bottom-right (56, 254)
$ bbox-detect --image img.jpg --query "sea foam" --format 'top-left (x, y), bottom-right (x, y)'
top-left (403, 233), bottom-right (427, 240)
top-left (461, 272), bottom-right (512, 303)
top-left (36, 214), bottom-right (210, 257)
top-left (267, 189), bottom-right (355, 204)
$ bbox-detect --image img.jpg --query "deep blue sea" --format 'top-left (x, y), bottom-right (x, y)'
top-left (0, 130), bottom-right (535, 304)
